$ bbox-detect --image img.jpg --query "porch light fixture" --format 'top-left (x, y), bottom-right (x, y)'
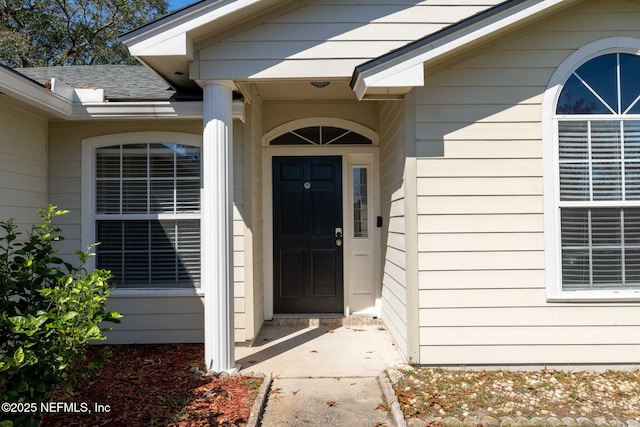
top-left (310, 81), bottom-right (330, 88)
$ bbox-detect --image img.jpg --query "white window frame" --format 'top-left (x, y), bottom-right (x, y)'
top-left (543, 37), bottom-right (640, 301)
top-left (82, 131), bottom-right (203, 297)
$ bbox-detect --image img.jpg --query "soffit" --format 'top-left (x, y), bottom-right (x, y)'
top-left (252, 79), bottom-right (356, 101)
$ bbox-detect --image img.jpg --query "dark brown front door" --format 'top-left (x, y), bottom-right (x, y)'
top-left (273, 156), bottom-right (343, 313)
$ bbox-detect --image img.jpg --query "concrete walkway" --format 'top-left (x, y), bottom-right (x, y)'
top-left (236, 320), bottom-right (407, 426)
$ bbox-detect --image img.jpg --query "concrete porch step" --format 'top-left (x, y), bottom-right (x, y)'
top-left (264, 316), bottom-right (384, 327)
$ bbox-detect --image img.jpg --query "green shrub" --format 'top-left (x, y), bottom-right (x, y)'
top-left (0, 206), bottom-right (121, 426)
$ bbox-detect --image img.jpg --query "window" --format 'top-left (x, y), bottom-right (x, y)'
top-left (85, 136), bottom-right (201, 289)
top-left (270, 126), bottom-right (372, 145)
top-left (353, 167), bottom-right (368, 238)
top-left (549, 49), bottom-right (640, 299)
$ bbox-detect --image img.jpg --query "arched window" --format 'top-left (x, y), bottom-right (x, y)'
top-left (270, 126), bottom-right (373, 145)
top-left (548, 48), bottom-right (640, 299)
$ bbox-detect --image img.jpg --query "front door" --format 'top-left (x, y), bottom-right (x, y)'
top-left (273, 156), bottom-right (343, 313)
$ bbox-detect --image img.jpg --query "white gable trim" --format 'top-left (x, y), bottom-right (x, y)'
top-left (121, 0), bottom-right (285, 58)
top-left (352, 0), bottom-right (576, 100)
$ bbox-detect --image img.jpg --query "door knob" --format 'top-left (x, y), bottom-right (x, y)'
top-left (335, 239), bottom-right (342, 247)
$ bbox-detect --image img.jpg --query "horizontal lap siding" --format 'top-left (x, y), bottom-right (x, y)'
top-left (197, 1), bottom-right (501, 79)
top-left (415, 0), bottom-right (640, 365)
top-left (249, 88), bottom-right (264, 340)
top-left (379, 100), bottom-right (409, 358)
top-left (233, 123), bottom-right (247, 342)
top-left (104, 295), bottom-right (204, 344)
top-left (0, 99), bottom-right (48, 227)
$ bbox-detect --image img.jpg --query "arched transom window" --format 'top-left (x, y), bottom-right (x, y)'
top-left (554, 52), bottom-right (640, 295)
top-left (270, 126), bottom-right (372, 145)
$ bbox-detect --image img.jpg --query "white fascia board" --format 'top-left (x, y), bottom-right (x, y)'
top-left (122, 0), bottom-right (266, 58)
top-left (354, 0), bottom-right (568, 100)
top-left (129, 32), bottom-right (194, 59)
top-left (70, 99), bottom-right (245, 121)
top-left (0, 69), bottom-right (72, 118)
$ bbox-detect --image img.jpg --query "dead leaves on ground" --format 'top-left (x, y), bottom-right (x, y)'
top-left (376, 403), bottom-right (390, 411)
top-left (40, 344), bottom-right (262, 427)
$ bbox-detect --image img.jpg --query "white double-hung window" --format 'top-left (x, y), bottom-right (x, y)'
top-left (83, 133), bottom-right (201, 290)
top-left (546, 45), bottom-right (640, 300)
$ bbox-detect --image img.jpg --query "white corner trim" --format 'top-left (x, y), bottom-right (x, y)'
top-left (354, 0), bottom-right (571, 99)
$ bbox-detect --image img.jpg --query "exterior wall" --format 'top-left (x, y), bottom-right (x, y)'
top-left (263, 101), bottom-right (378, 136)
top-left (233, 121), bottom-right (247, 342)
top-left (378, 100), bottom-right (409, 360)
top-left (415, 0), bottom-right (640, 365)
top-left (247, 86), bottom-right (265, 340)
top-left (0, 98), bottom-right (48, 228)
top-left (48, 119), bottom-right (250, 344)
top-left (196, 0), bottom-right (501, 79)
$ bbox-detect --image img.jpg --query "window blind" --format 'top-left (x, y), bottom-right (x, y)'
top-left (95, 143), bottom-right (201, 288)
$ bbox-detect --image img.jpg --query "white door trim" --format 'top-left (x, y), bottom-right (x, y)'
top-left (262, 145), bottom-right (380, 319)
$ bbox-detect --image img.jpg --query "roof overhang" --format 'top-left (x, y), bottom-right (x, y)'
top-left (0, 66), bottom-right (72, 118)
top-left (0, 66), bottom-right (245, 121)
top-left (350, 0), bottom-right (582, 100)
top-left (120, 0), bottom-right (290, 92)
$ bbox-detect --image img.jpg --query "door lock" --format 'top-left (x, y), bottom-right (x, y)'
top-left (335, 228), bottom-right (342, 238)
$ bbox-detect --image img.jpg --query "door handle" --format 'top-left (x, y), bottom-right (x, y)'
top-left (335, 239), bottom-right (342, 247)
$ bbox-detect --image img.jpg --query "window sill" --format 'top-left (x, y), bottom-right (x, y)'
top-left (110, 288), bottom-right (204, 298)
top-left (547, 289), bottom-right (640, 303)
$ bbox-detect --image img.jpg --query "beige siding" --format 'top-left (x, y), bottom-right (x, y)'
top-left (249, 87), bottom-right (265, 341)
top-left (379, 100), bottom-right (409, 359)
top-left (262, 101), bottom-right (378, 136)
top-left (104, 295), bottom-right (204, 344)
top-left (0, 98), bottom-right (48, 227)
top-left (414, 0), bottom-right (640, 365)
top-left (196, 1), bottom-right (501, 79)
top-left (48, 119), bottom-right (249, 344)
top-left (233, 122), bottom-right (247, 342)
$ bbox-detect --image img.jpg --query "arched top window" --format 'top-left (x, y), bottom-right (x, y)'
top-left (545, 43), bottom-right (640, 301)
top-left (270, 126), bottom-right (373, 145)
top-left (556, 53), bottom-right (640, 115)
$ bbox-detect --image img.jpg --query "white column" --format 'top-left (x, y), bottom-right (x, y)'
top-left (202, 81), bottom-right (236, 372)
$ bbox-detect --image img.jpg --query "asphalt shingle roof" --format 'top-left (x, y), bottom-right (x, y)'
top-left (14, 65), bottom-right (200, 101)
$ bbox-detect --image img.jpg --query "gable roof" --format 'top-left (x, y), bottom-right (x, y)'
top-left (15, 65), bottom-right (200, 101)
top-left (350, 0), bottom-right (582, 100)
top-left (120, 0), bottom-right (291, 91)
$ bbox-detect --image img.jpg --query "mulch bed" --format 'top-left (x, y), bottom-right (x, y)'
top-left (41, 344), bottom-right (262, 427)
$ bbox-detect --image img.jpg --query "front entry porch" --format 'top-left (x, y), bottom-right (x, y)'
top-left (236, 317), bottom-right (402, 377)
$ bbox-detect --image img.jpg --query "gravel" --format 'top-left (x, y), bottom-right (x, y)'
top-left (390, 367), bottom-right (640, 425)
